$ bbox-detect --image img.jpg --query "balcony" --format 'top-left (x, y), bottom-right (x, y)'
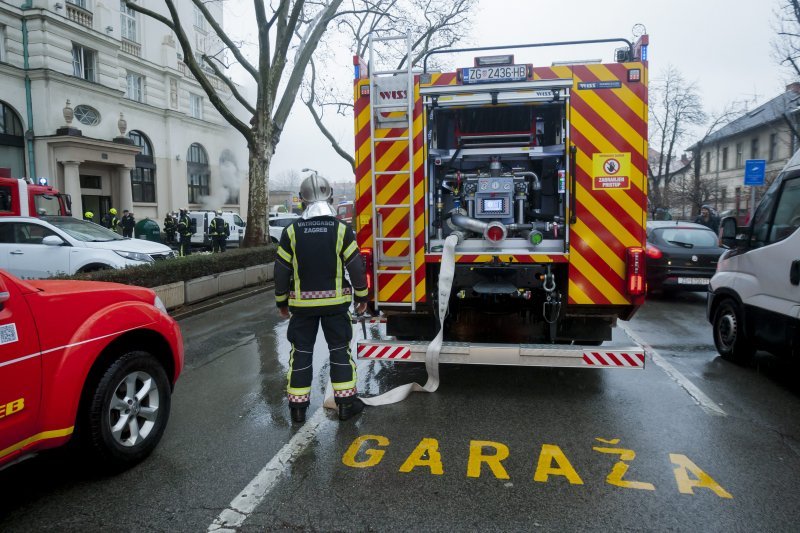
top-left (121, 38), bottom-right (141, 57)
top-left (177, 61), bottom-right (226, 92)
top-left (66, 3), bottom-right (93, 29)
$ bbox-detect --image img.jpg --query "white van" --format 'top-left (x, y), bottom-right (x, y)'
top-left (708, 150), bottom-right (800, 361)
top-left (188, 211), bottom-right (246, 249)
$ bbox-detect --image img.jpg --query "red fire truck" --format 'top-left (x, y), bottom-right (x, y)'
top-left (352, 34), bottom-right (649, 369)
top-left (0, 168), bottom-right (71, 217)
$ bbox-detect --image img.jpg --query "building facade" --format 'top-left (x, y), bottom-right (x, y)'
top-left (0, 0), bottom-right (249, 222)
top-left (688, 84), bottom-right (800, 219)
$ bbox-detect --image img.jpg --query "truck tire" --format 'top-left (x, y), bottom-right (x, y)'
top-left (84, 350), bottom-right (171, 469)
top-left (713, 299), bottom-right (754, 363)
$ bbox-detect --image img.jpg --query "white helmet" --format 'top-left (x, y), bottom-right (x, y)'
top-left (299, 173), bottom-right (333, 204)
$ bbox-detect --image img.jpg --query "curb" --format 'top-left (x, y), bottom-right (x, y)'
top-left (171, 283), bottom-right (274, 321)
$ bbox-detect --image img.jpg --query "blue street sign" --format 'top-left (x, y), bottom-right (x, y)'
top-left (744, 159), bottom-right (766, 186)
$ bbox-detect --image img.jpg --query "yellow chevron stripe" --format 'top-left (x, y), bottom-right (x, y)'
top-left (378, 272), bottom-right (410, 300)
top-left (571, 219), bottom-right (626, 277)
top-left (568, 279), bottom-right (593, 304)
top-left (569, 248), bottom-right (627, 304)
top-left (585, 63), bottom-right (647, 122)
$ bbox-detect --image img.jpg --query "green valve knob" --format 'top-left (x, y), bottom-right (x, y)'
top-left (529, 230), bottom-right (543, 246)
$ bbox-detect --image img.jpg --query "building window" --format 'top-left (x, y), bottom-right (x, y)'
top-left (129, 130), bottom-right (156, 203)
top-left (721, 146), bottom-right (728, 170)
top-left (193, 5), bottom-right (206, 31)
top-left (187, 143), bottom-right (209, 204)
top-left (735, 142), bottom-right (743, 167)
top-left (704, 151), bottom-right (710, 173)
top-left (189, 93), bottom-right (203, 119)
top-left (79, 175), bottom-right (102, 189)
top-left (0, 25), bottom-right (6, 63)
top-left (120, 1), bottom-right (137, 42)
top-left (769, 133), bottom-right (778, 161)
top-left (750, 137), bottom-right (760, 159)
top-left (71, 43), bottom-right (96, 82)
top-left (126, 72), bottom-right (144, 102)
top-left (73, 104), bottom-right (101, 126)
top-left (0, 101), bottom-right (25, 178)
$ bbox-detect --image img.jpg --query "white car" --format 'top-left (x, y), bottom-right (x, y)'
top-left (268, 214), bottom-right (300, 243)
top-left (0, 216), bottom-right (176, 279)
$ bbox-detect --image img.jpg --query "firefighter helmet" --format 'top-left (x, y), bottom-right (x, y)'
top-left (109, 208), bottom-right (117, 215)
top-left (215, 210), bottom-right (222, 216)
top-left (299, 173), bottom-right (333, 204)
top-left (84, 211), bottom-right (94, 219)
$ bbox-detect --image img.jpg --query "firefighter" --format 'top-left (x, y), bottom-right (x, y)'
top-left (209, 210), bottom-right (230, 253)
top-left (121, 209), bottom-right (135, 238)
top-left (275, 173), bottom-right (369, 424)
top-left (101, 207), bottom-right (119, 231)
top-left (164, 212), bottom-right (177, 244)
top-left (83, 211), bottom-right (94, 222)
top-left (177, 208), bottom-right (192, 256)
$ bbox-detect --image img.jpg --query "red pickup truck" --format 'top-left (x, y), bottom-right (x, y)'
top-left (0, 270), bottom-right (183, 470)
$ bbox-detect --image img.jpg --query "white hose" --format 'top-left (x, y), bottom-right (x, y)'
top-left (323, 234), bottom-right (459, 409)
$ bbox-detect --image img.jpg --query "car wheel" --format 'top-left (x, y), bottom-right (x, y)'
top-left (713, 299), bottom-right (754, 363)
top-left (85, 350), bottom-right (171, 468)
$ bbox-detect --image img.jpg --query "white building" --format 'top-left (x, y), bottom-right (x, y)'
top-left (0, 0), bottom-right (249, 222)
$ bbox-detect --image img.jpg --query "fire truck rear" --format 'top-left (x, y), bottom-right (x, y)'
top-left (352, 35), bottom-right (649, 369)
top-left (0, 168), bottom-right (71, 217)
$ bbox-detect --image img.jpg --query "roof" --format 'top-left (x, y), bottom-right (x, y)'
top-left (690, 87), bottom-right (800, 149)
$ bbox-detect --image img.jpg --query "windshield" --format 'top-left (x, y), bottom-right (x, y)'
top-left (43, 216), bottom-right (125, 242)
top-left (33, 194), bottom-right (62, 216)
top-left (657, 227), bottom-right (718, 248)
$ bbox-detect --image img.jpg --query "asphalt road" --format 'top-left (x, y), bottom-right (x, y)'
top-left (2, 290), bottom-right (800, 532)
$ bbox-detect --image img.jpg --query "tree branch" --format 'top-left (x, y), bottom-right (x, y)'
top-left (204, 54), bottom-right (257, 115)
top-left (190, 0), bottom-right (260, 80)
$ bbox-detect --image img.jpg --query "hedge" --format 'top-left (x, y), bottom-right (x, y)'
top-left (59, 245), bottom-right (276, 288)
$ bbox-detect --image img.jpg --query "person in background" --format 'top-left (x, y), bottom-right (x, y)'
top-left (164, 212), bottom-right (177, 244)
top-left (121, 209), bottom-right (135, 238)
top-left (177, 208), bottom-right (192, 256)
top-left (101, 208), bottom-right (119, 230)
top-left (209, 210), bottom-right (230, 253)
top-left (694, 205), bottom-right (719, 233)
top-left (84, 211), bottom-right (95, 223)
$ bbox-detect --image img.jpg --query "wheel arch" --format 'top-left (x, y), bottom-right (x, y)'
top-left (76, 262), bottom-right (114, 274)
top-left (709, 288), bottom-right (750, 334)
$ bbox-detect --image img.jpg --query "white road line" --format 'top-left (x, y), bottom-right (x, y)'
top-left (617, 322), bottom-right (727, 417)
top-left (207, 408), bottom-right (330, 532)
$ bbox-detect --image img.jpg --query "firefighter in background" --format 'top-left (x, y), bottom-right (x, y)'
top-left (209, 210), bottom-right (230, 253)
top-left (163, 212), bottom-right (177, 244)
top-left (121, 209), bottom-right (135, 238)
top-left (83, 211), bottom-right (95, 222)
top-left (275, 172), bottom-right (369, 424)
top-left (101, 208), bottom-right (119, 230)
top-left (177, 208), bottom-right (193, 256)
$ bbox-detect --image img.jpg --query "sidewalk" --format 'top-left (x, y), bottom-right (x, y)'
top-left (170, 282), bottom-right (274, 321)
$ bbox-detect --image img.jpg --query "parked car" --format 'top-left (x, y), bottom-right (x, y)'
top-left (0, 216), bottom-right (175, 279)
top-left (708, 150), bottom-right (800, 362)
top-left (645, 221), bottom-right (725, 293)
top-left (187, 210), bottom-right (246, 249)
top-left (0, 269), bottom-right (184, 469)
top-left (268, 213), bottom-right (300, 243)
top-left (336, 201), bottom-right (354, 225)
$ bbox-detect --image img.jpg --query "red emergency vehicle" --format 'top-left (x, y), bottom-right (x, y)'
top-left (352, 34), bottom-right (649, 368)
top-left (0, 168), bottom-right (71, 217)
top-left (0, 270), bottom-right (183, 469)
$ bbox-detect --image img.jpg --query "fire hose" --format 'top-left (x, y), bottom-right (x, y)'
top-left (323, 234), bottom-right (459, 409)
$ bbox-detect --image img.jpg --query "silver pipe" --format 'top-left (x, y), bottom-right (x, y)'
top-left (451, 213), bottom-right (488, 234)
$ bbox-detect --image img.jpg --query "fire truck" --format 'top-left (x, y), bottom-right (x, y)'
top-left (352, 34), bottom-right (649, 369)
top-left (0, 168), bottom-right (71, 217)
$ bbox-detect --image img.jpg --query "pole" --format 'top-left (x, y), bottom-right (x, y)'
top-left (749, 186), bottom-right (756, 221)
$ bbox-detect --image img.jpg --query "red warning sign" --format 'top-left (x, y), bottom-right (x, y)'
top-left (592, 153), bottom-right (631, 190)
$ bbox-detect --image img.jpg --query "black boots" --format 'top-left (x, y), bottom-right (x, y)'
top-left (338, 398), bottom-right (365, 421)
top-left (290, 404), bottom-right (307, 423)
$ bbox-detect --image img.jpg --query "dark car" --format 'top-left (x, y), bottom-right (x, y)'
top-left (645, 221), bottom-right (725, 293)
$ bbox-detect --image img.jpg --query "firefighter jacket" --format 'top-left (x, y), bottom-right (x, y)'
top-left (164, 216), bottom-right (176, 230)
top-left (275, 216), bottom-right (368, 316)
top-left (177, 215), bottom-right (192, 237)
top-left (101, 214), bottom-right (118, 230)
top-left (209, 216), bottom-right (229, 237)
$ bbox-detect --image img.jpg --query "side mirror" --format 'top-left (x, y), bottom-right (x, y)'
top-left (42, 235), bottom-right (64, 246)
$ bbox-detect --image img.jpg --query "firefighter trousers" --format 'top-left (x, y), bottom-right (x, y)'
top-left (179, 235), bottom-right (191, 256)
top-left (212, 235), bottom-right (227, 253)
top-left (286, 312), bottom-right (356, 406)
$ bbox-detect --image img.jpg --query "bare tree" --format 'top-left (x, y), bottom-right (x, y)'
top-left (125, 0), bottom-right (343, 246)
top-left (303, 0), bottom-right (477, 171)
top-left (773, 0), bottom-right (800, 79)
top-left (271, 169), bottom-right (303, 191)
top-left (648, 65), bottom-right (705, 212)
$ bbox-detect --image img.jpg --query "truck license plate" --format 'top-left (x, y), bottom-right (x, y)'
top-left (678, 277), bottom-right (710, 285)
top-left (461, 65), bottom-right (528, 84)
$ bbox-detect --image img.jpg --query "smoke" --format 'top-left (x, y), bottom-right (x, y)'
top-left (201, 150), bottom-right (242, 210)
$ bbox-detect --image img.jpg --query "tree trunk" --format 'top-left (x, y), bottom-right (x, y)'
top-left (244, 136), bottom-right (269, 247)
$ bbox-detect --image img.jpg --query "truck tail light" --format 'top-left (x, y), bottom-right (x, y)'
top-left (645, 244), bottom-right (662, 259)
top-left (361, 248), bottom-right (374, 292)
top-left (626, 247), bottom-right (646, 296)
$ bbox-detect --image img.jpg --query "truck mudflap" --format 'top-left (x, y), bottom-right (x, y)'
top-left (356, 340), bottom-right (645, 369)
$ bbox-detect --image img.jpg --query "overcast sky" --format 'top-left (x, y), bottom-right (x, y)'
top-left (226, 0), bottom-right (788, 182)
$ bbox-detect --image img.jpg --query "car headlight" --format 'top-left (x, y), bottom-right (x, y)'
top-left (115, 250), bottom-right (155, 263)
top-left (153, 295), bottom-right (169, 315)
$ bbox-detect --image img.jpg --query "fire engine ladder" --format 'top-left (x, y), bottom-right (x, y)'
top-left (368, 33), bottom-right (417, 311)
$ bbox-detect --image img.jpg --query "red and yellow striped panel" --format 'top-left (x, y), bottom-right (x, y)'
top-left (354, 77), bottom-right (426, 304)
top-left (534, 63), bottom-right (648, 305)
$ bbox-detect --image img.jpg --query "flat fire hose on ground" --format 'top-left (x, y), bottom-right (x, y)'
top-left (323, 235), bottom-right (459, 410)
